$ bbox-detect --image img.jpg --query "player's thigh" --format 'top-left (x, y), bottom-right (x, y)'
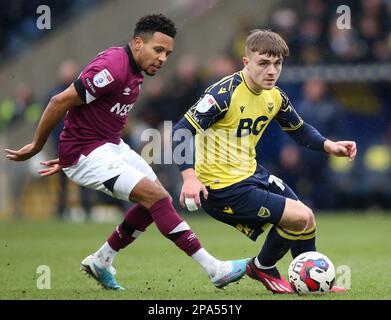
top-left (268, 174), bottom-right (299, 200)
top-left (268, 174), bottom-right (315, 230)
top-left (62, 143), bottom-right (155, 202)
top-left (202, 185), bottom-right (287, 240)
top-left (118, 140), bottom-right (157, 181)
top-left (129, 177), bottom-right (169, 208)
top-left (117, 142), bottom-right (170, 205)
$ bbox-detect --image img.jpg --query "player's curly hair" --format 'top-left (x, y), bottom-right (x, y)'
top-left (134, 14), bottom-right (177, 39)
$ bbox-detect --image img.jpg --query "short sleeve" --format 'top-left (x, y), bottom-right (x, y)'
top-left (74, 51), bottom-right (123, 104)
top-left (184, 82), bottom-right (231, 132)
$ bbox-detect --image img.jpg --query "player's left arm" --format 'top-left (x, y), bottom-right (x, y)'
top-left (274, 87), bottom-right (357, 161)
top-left (323, 139), bottom-right (357, 161)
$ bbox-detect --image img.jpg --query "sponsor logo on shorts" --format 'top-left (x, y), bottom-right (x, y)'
top-left (222, 206), bottom-right (234, 214)
top-left (107, 160), bottom-right (124, 170)
top-left (236, 224), bottom-right (254, 237)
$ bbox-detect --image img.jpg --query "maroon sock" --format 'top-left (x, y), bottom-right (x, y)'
top-left (149, 197), bottom-right (202, 256)
top-left (107, 204), bottom-right (153, 251)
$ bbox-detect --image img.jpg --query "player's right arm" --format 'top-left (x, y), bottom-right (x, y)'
top-left (6, 50), bottom-right (122, 162)
top-left (172, 89), bottom-right (230, 209)
top-left (172, 116), bottom-right (207, 210)
top-left (180, 167), bottom-right (208, 210)
top-left (5, 84), bottom-right (83, 161)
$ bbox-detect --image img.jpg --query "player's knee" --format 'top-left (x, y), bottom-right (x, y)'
top-left (306, 207), bottom-right (316, 229)
top-left (290, 209), bottom-right (310, 232)
top-left (130, 178), bottom-right (170, 208)
top-left (300, 202), bottom-right (315, 229)
top-left (280, 199), bottom-right (311, 231)
top-left (149, 186), bottom-right (170, 204)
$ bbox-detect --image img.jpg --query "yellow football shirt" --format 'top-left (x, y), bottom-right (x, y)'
top-left (185, 71), bottom-right (303, 189)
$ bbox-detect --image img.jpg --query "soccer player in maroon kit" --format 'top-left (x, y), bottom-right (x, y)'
top-left (5, 14), bottom-right (248, 290)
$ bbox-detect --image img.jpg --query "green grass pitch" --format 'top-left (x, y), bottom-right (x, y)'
top-left (1, 212), bottom-right (391, 300)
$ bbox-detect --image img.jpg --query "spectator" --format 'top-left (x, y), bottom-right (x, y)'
top-left (298, 19), bottom-right (325, 64)
top-left (269, 5), bottom-right (300, 62)
top-left (170, 54), bottom-right (204, 119)
top-left (4, 81), bottom-right (41, 218)
top-left (204, 55), bottom-right (237, 85)
top-left (0, 0), bottom-right (101, 64)
top-left (46, 60), bottom-right (79, 219)
top-left (228, 18), bottom-right (256, 66)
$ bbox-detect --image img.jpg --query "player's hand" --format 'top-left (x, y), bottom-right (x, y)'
top-left (324, 140), bottom-right (357, 161)
top-left (4, 143), bottom-right (41, 161)
top-left (180, 171), bottom-right (208, 211)
top-left (38, 158), bottom-right (62, 176)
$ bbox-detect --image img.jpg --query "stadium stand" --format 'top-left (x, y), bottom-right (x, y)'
top-left (0, 0), bottom-right (390, 220)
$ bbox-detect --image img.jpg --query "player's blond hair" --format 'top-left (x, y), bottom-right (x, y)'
top-left (245, 29), bottom-right (289, 57)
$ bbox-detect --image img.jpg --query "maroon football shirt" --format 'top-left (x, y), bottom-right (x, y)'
top-left (59, 46), bottom-right (144, 167)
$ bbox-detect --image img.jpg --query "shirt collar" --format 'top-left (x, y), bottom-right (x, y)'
top-left (124, 44), bottom-right (141, 74)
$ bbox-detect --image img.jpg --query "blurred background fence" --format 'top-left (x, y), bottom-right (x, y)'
top-left (0, 0), bottom-right (390, 221)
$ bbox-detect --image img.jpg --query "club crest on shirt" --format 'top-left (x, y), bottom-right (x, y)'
top-left (267, 102), bottom-right (274, 114)
top-left (93, 69), bottom-right (114, 88)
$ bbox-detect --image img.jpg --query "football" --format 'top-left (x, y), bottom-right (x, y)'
top-left (288, 251), bottom-right (335, 294)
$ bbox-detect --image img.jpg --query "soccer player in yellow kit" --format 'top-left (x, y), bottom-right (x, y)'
top-left (173, 29), bottom-right (356, 294)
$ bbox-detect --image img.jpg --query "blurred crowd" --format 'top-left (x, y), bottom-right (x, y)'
top-left (0, 0), bottom-right (101, 62)
top-left (225, 0), bottom-right (391, 210)
top-left (229, 0), bottom-right (391, 64)
top-left (1, 0), bottom-right (391, 220)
